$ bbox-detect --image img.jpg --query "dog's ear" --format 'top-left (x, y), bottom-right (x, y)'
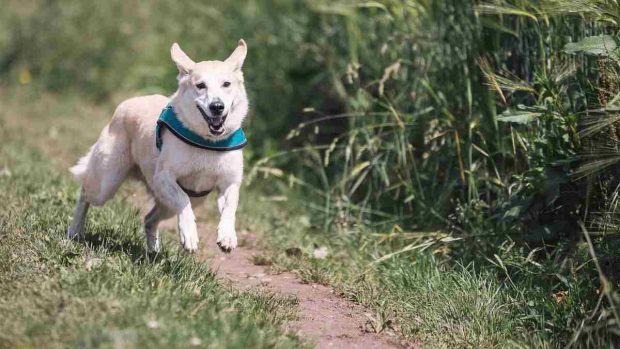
top-left (225, 39), bottom-right (247, 71)
top-left (170, 42), bottom-right (195, 75)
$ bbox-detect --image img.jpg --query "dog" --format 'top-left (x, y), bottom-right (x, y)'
top-left (67, 40), bottom-right (249, 253)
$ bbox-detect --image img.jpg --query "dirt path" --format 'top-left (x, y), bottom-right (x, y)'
top-left (135, 197), bottom-right (414, 349)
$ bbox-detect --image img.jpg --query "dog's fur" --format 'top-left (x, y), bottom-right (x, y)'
top-left (67, 40), bottom-right (249, 253)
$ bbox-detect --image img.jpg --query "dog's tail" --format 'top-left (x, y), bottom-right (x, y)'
top-left (69, 145), bottom-right (95, 183)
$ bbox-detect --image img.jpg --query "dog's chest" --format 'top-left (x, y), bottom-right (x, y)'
top-left (173, 149), bottom-right (243, 193)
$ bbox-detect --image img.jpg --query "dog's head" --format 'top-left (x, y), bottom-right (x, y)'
top-left (169, 40), bottom-right (248, 140)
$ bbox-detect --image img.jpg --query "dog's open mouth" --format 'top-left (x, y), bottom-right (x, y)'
top-left (208, 123), bottom-right (225, 135)
top-left (196, 104), bottom-right (227, 136)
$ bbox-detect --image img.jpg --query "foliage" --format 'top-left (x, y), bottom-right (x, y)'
top-left (3, 0), bottom-right (620, 347)
top-left (249, 0), bottom-right (620, 346)
top-left (0, 0), bottom-right (313, 157)
top-left (0, 118), bottom-right (303, 348)
top-left (241, 191), bottom-right (620, 348)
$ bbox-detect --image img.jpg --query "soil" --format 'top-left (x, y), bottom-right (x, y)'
top-left (137, 197), bottom-right (417, 349)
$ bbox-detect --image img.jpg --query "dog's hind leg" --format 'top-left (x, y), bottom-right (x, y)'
top-left (71, 119), bottom-right (134, 207)
top-left (67, 187), bottom-right (90, 239)
top-left (144, 202), bottom-right (175, 252)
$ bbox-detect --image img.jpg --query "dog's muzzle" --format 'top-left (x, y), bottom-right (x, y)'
top-left (197, 104), bottom-right (227, 135)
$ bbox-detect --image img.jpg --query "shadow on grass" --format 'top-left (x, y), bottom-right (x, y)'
top-left (82, 228), bottom-right (164, 264)
top-left (76, 226), bottom-right (218, 282)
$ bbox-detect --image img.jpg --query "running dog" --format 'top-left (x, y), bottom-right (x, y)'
top-left (67, 40), bottom-right (249, 253)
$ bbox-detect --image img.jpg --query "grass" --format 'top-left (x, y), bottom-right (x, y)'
top-left (3, 0), bottom-right (620, 346)
top-left (0, 82), bottom-right (616, 348)
top-left (0, 88), bottom-right (305, 349)
top-left (238, 186), bottom-right (618, 348)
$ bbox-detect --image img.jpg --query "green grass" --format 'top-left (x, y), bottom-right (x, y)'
top-left (0, 82), bottom-right (615, 348)
top-left (237, 189), bottom-right (618, 348)
top-left (3, 0), bottom-right (620, 344)
top-left (0, 92), bottom-right (304, 349)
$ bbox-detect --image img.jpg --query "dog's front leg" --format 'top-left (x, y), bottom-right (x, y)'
top-left (216, 183), bottom-right (240, 253)
top-left (153, 171), bottom-right (199, 252)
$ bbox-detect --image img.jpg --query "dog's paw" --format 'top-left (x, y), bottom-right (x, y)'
top-left (179, 224), bottom-right (199, 252)
top-left (178, 212), bottom-right (199, 252)
top-left (67, 221), bottom-right (84, 239)
top-left (216, 224), bottom-right (237, 253)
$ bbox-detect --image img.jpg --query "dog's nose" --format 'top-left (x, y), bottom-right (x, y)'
top-left (209, 101), bottom-right (225, 115)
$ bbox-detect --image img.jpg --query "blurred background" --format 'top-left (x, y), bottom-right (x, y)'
top-left (2, 0), bottom-right (620, 347)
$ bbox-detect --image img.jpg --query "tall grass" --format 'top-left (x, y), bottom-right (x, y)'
top-left (242, 0), bottom-right (616, 248)
top-left (251, 0), bottom-right (620, 344)
top-left (255, 0), bottom-right (582, 239)
top-left (2, 0), bottom-right (620, 346)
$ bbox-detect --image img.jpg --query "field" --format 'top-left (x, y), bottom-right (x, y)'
top-left (1, 1), bottom-right (620, 348)
top-left (0, 90), bottom-right (304, 348)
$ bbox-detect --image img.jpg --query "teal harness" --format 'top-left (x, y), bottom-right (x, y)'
top-left (156, 104), bottom-right (247, 152)
top-left (155, 104), bottom-right (247, 197)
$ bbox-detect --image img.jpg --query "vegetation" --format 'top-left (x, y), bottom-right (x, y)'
top-left (2, 0), bottom-right (620, 347)
top-left (0, 91), bottom-right (303, 349)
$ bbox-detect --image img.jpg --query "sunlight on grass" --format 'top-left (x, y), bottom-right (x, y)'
top-left (0, 118), bottom-right (303, 349)
top-left (3, 0), bottom-right (620, 347)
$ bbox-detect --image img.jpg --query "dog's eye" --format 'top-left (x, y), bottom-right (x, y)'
top-left (196, 82), bottom-right (206, 90)
top-left (222, 81), bottom-right (231, 88)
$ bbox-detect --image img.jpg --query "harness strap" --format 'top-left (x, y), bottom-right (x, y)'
top-left (178, 184), bottom-right (211, 198)
top-left (155, 105), bottom-right (247, 152)
top-left (155, 104), bottom-right (247, 198)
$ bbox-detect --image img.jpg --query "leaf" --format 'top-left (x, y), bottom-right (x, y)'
top-left (311, 1), bottom-right (392, 18)
top-left (476, 4), bottom-right (538, 21)
top-left (497, 109), bottom-right (542, 124)
top-left (564, 35), bottom-right (620, 61)
top-left (503, 205), bottom-right (523, 219)
top-left (378, 60), bottom-right (401, 96)
top-left (479, 17), bottom-right (518, 37)
top-left (350, 161), bottom-right (371, 177)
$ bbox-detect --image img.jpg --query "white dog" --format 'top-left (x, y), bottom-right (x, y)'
top-left (67, 40), bottom-right (249, 253)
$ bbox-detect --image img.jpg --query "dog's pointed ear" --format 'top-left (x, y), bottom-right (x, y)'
top-left (225, 39), bottom-right (247, 71)
top-left (171, 42), bottom-right (195, 75)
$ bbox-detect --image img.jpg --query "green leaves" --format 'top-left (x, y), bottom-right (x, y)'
top-left (497, 105), bottom-right (546, 124)
top-left (564, 35), bottom-right (620, 62)
top-left (498, 110), bottom-right (540, 124)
